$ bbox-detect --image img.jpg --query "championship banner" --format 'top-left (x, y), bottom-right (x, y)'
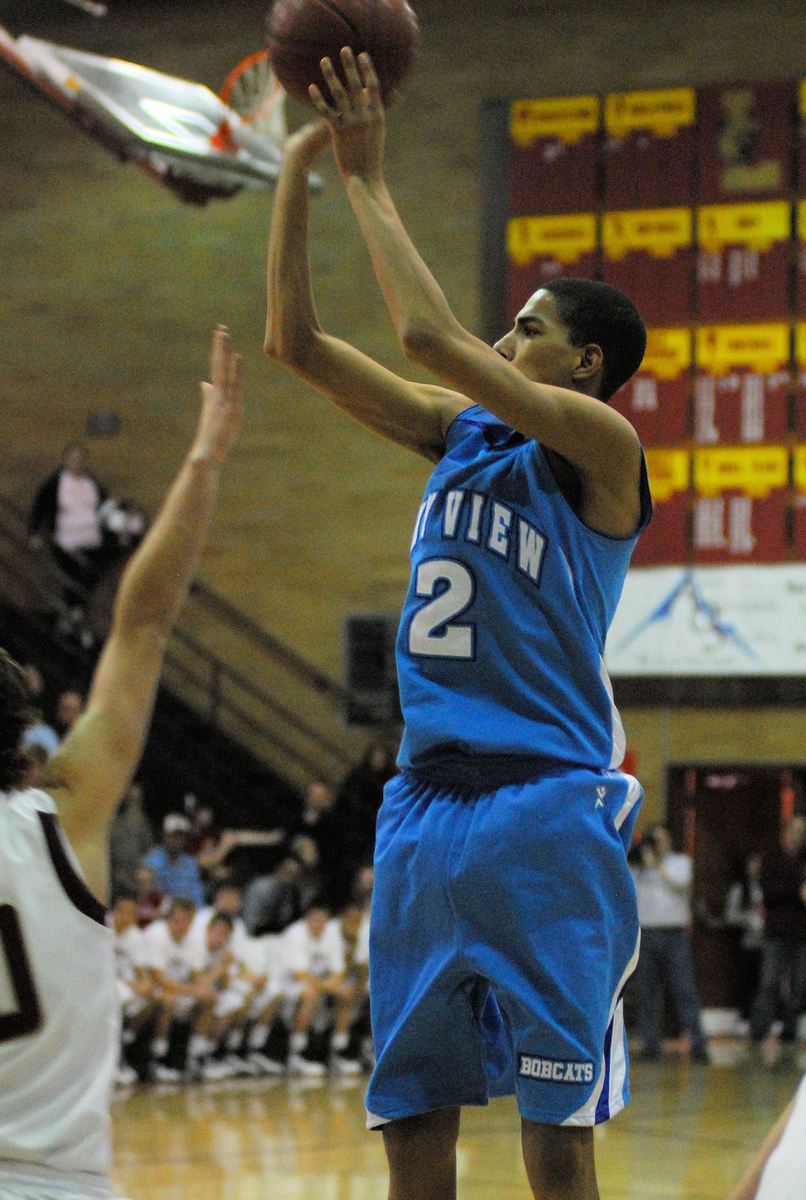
top-left (601, 208), bottom-right (693, 323)
top-left (696, 201), bottom-right (792, 320)
top-left (505, 213), bottom-right (597, 323)
top-left (603, 87), bottom-right (696, 207)
top-left (611, 327), bottom-right (692, 445)
top-left (508, 95), bottom-right (600, 216)
top-left (606, 564), bottom-right (806, 676)
top-left (694, 323), bottom-right (791, 446)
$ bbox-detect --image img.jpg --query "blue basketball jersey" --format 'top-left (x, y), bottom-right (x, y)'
top-left (395, 406), bottom-right (651, 774)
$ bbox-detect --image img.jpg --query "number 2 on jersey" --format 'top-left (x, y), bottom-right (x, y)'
top-left (0, 903), bottom-right (43, 1043)
top-left (408, 559), bottom-right (475, 659)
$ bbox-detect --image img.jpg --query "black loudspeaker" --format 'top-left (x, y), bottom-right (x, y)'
top-left (342, 613), bottom-right (400, 727)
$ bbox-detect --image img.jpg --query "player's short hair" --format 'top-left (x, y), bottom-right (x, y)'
top-left (210, 911), bottom-right (234, 929)
top-left (542, 277), bottom-right (647, 401)
top-left (166, 896), bottom-right (197, 917)
top-left (0, 648), bottom-right (35, 793)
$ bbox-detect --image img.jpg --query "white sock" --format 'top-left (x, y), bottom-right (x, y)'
top-left (331, 1031), bottom-right (349, 1053)
top-left (188, 1035), bottom-right (213, 1060)
top-left (226, 1029), bottom-right (243, 1051)
top-left (248, 1026), bottom-right (269, 1051)
top-left (151, 1037), bottom-right (169, 1060)
top-left (290, 1032), bottom-right (307, 1054)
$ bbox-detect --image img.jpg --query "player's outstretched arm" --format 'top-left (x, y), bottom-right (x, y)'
top-left (728, 1091), bottom-right (798, 1200)
top-left (264, 120), bottom-right (465, 461)
top-left (43, 327), bottom-right (243, 895)
top-left (311, 51), bottom-right (642, 532)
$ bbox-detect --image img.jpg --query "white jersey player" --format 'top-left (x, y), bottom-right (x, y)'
top-left (0, 327), bottom-right (242, 1199)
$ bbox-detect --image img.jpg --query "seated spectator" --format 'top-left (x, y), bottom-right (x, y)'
top-left (20, 663), bottom-right (59, 758)
top-left (20, 742), bottom-right (49, 789)
top-left (187, 883), bottom-right (250, 959)
top-left (186, 912), bottom-right (258, 1081)
top-left (187, 808), bottom-right (286, 892)
top-left (140, 896), bottom-right (213, 1081)
top-left (289, 834), bottom-right (325, 913)
top-left (143, 813), bottom-right (206, 909)
top-left (237, 934), bottom-right (287, 1074)
top-left (335, 737), bottom-right (397, 896)
top-left (243, 852), bottom-right (305, 937)
top-left (111, 893), bottom-right (158, 1085)
top-left (286, 779), bottom-right (342, 905)
top-left (329, 901), bottom-right (371, 1068)
top-left (133, 865), bottom-right (164, 928)
top-left (108, 781), bottom-right (154, 904)
top-left (278, 900), bottom-right (362, 1077)
top-left (54, 689), bottom-right (84, 741)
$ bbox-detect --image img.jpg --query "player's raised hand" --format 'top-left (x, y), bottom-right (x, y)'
top-left (309, 48), bottom-right (386, 182)
top-left (193, 325), bottom-right (243, 465)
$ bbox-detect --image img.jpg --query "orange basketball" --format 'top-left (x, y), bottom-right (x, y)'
top-left (266, 0), bottom-right (420, 106)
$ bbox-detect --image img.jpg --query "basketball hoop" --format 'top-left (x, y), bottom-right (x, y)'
top-left (220, 50), bottom-right (286, 147)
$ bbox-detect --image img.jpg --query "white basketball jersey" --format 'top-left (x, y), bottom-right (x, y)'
top-left (0, 788), bottom-right (117, 1200)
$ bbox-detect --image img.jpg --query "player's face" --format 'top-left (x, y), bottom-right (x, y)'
top-left (168, 907), bottom-right (193, 940)
top-left (494, 290), bottom-right (582, 387)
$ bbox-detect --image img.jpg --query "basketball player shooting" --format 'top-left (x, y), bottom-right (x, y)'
top-left (0, 326), bottom-right (242, 1200)
top-left (265, 46), bottom-right (651, 1200)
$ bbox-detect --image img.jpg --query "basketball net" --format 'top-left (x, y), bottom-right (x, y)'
top-left (219, 50), bottom-right (287, 149)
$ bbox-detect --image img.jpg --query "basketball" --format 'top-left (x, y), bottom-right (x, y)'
top-left (266, 0), bottom-right (420, 107)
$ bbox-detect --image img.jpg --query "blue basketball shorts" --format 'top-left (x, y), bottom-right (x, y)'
top-left (365, 765), bottom-right (642, 1129)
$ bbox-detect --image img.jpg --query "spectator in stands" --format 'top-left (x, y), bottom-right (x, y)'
top-left (54, 688), bottom-right (84, 740)
top-left (286, 779), bottom-right (343, 905)
top-left (242, 851), bottom-right (304, 937)
top-left (108, 781), bottom-right (154, 903)
top-left (289, 834), bottom-right (325, 914)
top-left (143, 813), bottom-right (206, 909)
top-left (185, 912), bottom-right (258, 1081)
top-left (20, 742), bottom-right (49, 789)
top-left (749, 815), bottom-right (806, 1061)
top-left (335, 737), bottom-right (397, 901)
top-left (141, 896), bottom-right (214, 1081)
top-left (111, 893), bottom-right (158, 1085)
top-left (28, 443), bottom-right (110, 638)
top-left (19, 663), bottom-right (60, 758)
top-left (329, 900), bottom-right (371, 1067)
top-left (187, 882), bottom-right (249, 959)
top-left (724, 851), bottom-right (766, 1023)
top-left (133, 864), bottom-right (164, 927)
top-left (279, 900), bottom-right (362, 1077)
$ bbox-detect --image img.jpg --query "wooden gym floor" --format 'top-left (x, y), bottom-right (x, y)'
top-left (110, 1041), bottom-right (804, 1200)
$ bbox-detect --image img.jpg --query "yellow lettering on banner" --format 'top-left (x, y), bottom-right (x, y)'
top-left (791, 446), bottom-right (806, 492)
top-left (602, 209), bottom-right (692, 261)
top-left (794, 446), bottom-right (806, 492)
top-left (796, 322), bottom-right (806, 368)
top-left (506, 214), bottom-right (597, 267)
top-left (645, 449), bottom-right (690, 502)
top-left (695, 324), bottom-right (791, 374)
top-left (694, 446), bottom-right (789, 499)
top-left (798, 200), bottom-right (806, 244)
top-left (800, 80), bottom-right (806, 120)
top-left (510, 96), bottom-right (599, 147)
top-left (697, 201), bottom-right (791, 253)
top-left (641, 329), bottom-right (693, 380)
top-left (605, 87), bottom-right (696, 138)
